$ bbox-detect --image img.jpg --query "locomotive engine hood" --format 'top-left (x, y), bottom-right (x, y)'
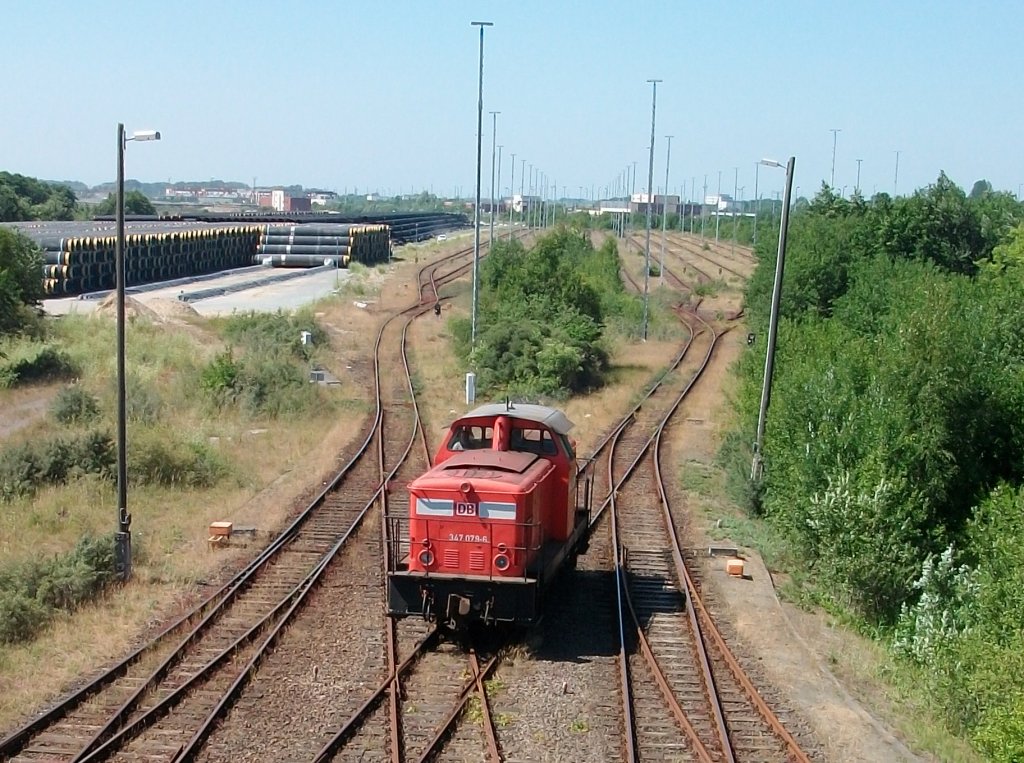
top-left (412, 449), bottom-right (550, 494)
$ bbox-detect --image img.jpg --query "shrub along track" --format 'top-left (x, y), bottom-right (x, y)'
top-left (0, 241), bottom-right (492, 763)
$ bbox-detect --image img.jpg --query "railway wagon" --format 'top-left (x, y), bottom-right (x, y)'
top-left (387, 402), bottom-right (591, 628)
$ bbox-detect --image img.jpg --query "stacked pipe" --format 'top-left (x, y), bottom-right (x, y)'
top-left (36, 225), bottom-right (263, 296)
top-left (386, 213), bottom-right (469, 243)
top-left (253, 223), bottom-right (390, 268)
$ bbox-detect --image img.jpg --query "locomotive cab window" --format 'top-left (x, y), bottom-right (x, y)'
top-left (510, 427), bottom-right (558, 456)
top-left (448, 425), bottom-right (492, 451)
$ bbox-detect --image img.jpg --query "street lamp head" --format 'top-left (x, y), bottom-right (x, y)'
top-left (759, 158), bottom-right (783, 169)
top-left (471, 20), bottom-right (493, 26)
top-left (130, 130), bottom-right (161, 142)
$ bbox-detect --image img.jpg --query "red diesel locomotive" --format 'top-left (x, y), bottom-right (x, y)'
top-left (387, 402), bottom-right (591, 628)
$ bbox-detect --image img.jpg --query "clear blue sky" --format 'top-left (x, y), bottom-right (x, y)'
top-left (2, 0), bottom-right (1021, 202)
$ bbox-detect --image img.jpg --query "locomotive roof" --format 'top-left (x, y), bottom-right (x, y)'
top-left (459, 403), bottom-right (574, 435)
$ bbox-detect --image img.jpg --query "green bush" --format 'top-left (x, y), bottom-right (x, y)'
top-left (128, 428), bottom-right (227, 488)
top-left (52, 386), bottom-right (100, 424)
top-left (465, 229), bottom-right (621, 397)
top-left (219, 310), bottom-right (328, 361)
top-left (0, 344), bottom-right (77, 388)
top-left (199, 346), bottom-right (321, 417)
top-left (0, 430), bottom-right (114, 501)
top-left (0, 226), bottom-right (45, 338)
top-left (0, 589), bottom-right (48, 643)
top-left (0, 533), bottom-right (116, 644)
top-left (126, 374), bottom-right (163, 423)
top-left (199, 350), bottom-right (240, 406)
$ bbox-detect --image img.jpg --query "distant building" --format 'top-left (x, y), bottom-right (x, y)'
top-left (597, 201), bottom-right (630, 215)
top-left (255, 189), bottom-right (311, 212)
top-left (630, 193), bottom-right (680, 215)
top-left (511, 194), bottom-right (540, 213)
top-left (308, 191), bottom-right (337, 206)
top-left (704, 194), bottom-right (736, 213)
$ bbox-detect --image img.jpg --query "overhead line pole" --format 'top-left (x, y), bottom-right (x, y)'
top-left (470, 20), bottom-right (493, 346)
top-left (830, 128), bottom-right (841, 188)
top-left (508, 152), bottom-right (515, 239)
top-left (641, 78), bottom-right (661, 341)
top-left (489, 111), bottom-right (500, 249)
top-left (752, 156), bottom-right (796, 482)
top-left (660, 134), bottom-right (673, 283)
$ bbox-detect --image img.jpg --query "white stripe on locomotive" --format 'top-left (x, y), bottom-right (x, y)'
top-left (415, 497), bottom-right (454, 516)
top-left (478, 501), bottom-right (517, 520)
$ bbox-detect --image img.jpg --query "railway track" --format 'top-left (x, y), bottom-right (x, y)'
top-left (593, 302), bottom-right (811, 760)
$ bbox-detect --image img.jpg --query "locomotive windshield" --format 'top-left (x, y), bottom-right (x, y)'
top-left (446, 422), bottom-right (562, 457)
top-left (448, 424), bottom-right (493, 451)
top-left (510, 427), bottom-right (558, 456)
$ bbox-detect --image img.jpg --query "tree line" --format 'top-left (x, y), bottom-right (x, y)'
top-left (733, 174), bottom-right (1024, 758)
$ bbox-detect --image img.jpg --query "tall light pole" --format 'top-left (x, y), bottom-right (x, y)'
top-left (732, 166), bottom-right (739, 251)
top-left (701, 175), bottom-right (708, 239)
top-left (830, 128), bottom-right (841, 188)
top-left (753, 161), bottom-right (760, 247)
top-left (659, 134), bottom-right (673, 282)
top-left (527, 163), bottom-right (534, 229)
top-left (508, 152), bottom-right (515, 238)
top-left (630, 160), bottom-right (638, 236)
top-left (495, 144), bottom-right (503, 241)
top-left (751, 156), bottom-right (796, 482)
top-left (690, 176), bottom-right (696, 235)
top-left (894, 150), bottom-right (901, 197)
top-left (519, 157), bottom-right (526, 229)
top-left (856, 158), bottom-right (863, 196)
top-left (641, 78), bottom-right (661, 341)
top-left (115, 123), bottom-right (161, 582)
top-left (488, 111), bottom-right (500, 249)
top-left (470, 20), bottom-right (493, 345)
top-left (715, 170), bottom-right (722, 242)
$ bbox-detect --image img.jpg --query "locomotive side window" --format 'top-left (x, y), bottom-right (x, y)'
top-left (511, 427), bottom-right (558, 456)
top-left (559, 433), bottom-right (576, 459)
top-left (448, 425), bottom-right (493, 451)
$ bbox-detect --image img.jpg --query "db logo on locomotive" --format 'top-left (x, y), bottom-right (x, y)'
top-left (454, 501), bottom-right (479, 516)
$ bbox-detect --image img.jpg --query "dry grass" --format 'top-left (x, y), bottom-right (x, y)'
top-left (0, 316), bottom-right (372, 731)
top-left (0, 582), bottom-right (172, 724)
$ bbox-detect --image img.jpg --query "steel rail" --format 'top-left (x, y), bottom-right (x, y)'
top-left (602, 317), bottom-right (721, 762)
top-left (607, 423), bottom-right (638, 763)
top-left (640, 314), bottom-right (736, 761)
top-left (663, 232), bottom-right (748, 281)
top-left (664, 491), bottom-right (812, 761)
top-left (311, 628), bottom-right (441, 762)
top-left (412, 650), bottom-right (503, 763)
top-left (627, 233), bottom-right (715, 285)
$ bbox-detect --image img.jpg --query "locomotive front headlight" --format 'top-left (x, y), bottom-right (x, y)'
top-left (493, 554), bottom-right (510, 571)
top-left (496, 542), bottom-right (508, 553)
top-left (419, 549), bottom-right (435, 567)
top-left (460, 481), bottom-right (472, 495)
